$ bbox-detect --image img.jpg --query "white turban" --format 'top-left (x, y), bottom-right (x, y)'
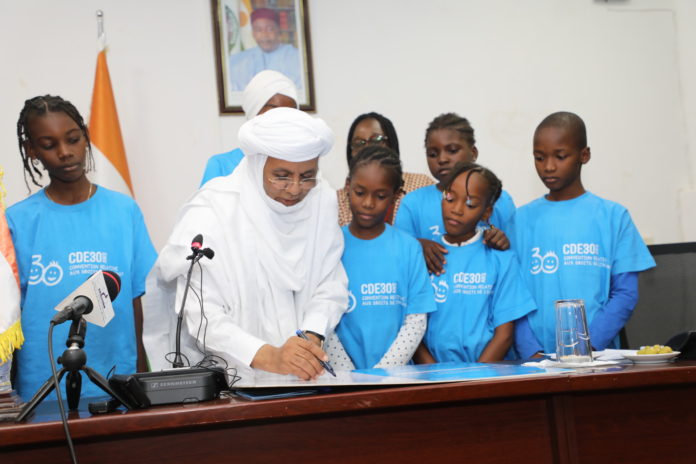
top-left (242, 70), bottom-right (299, 119)
top-left (238, 107), bottom-right (334, 162)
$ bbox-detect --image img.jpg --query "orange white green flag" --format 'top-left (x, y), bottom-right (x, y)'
top-left (223, 0), bottom-right (255, 54)
top-left (89, 18), bottom-right (133, 197)
top-left (0, 166), bottom-right (23, 363)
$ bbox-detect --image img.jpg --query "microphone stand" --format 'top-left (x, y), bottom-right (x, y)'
top-left (17, 317), bottom-right (132, 422)
top-left (172, 249), bottom-right (207, 368)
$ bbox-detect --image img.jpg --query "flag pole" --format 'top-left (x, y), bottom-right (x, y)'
top-left (89, 9), bottom-right (134, 196)
top-left (96, 10), bottom-right (105, 50)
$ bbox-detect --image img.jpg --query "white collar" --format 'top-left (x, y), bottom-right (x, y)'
top-left (441, 228), bottom-right (484, 247)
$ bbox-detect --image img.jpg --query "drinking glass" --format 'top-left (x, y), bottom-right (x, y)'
top-left (555, 299), bottom-right (593, 363)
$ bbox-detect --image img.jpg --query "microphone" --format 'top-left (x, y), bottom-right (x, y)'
top-left (173, 235), bottom-right (214, 367)
top-left (51, 271), bottom-right (122, 325)
top-left (191, 234), bottom-right (203, 253)
top-left (188, 234), bottom-right (214, 261)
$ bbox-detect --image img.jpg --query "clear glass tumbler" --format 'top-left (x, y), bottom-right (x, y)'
top-left (555, 299), bottom-right (593, 363)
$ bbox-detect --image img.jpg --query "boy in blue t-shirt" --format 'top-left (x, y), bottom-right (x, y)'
top-left (415, 162), bottom-right (535, 364)
top-left (512, 111), bottom-right (656, 358)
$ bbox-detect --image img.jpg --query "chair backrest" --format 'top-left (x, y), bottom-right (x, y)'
top-left (625, 243), bottom-right (696, 349)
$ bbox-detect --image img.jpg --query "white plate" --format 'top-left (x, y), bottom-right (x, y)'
top-left (622, 351), bottom-right (680, 363)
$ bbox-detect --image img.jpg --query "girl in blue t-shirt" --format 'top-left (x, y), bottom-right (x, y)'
top-left (324, 146), bottom-right (436, 370)
top-left (414, 162), bottom-right (535, 363)
top-left (395, 113), bottom-right (515, 275)
top-left (7, 95), bottom-right (157, 400)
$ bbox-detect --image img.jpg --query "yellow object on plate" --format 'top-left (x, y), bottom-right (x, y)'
top-left (637, 345), bottom-right (673, 355)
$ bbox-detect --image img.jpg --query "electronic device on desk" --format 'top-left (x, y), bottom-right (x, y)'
top-left (108, 233), bottom-right (227, 410)
top-left (108, 367), bottom-right (228, 409)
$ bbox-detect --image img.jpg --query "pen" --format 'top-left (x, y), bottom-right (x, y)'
top-left (295, 329), bottom-right (336, 377)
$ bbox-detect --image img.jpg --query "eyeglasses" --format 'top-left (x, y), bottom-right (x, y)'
top-left (267, 176), bottom-right (318, 191)
top-left (350, 134), bottom-right (388, 151)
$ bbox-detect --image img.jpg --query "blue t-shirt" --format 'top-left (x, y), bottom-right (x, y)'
top-left (510, 192), bottom-right (656, 353)
top-left (395, 184), bottom-right (516, 240)
top-left (200, 148), bottom-right (245, 187)
top-left (7, 186), bottom-right (157, 399)
top-left (425, 233), bottom-right (536, 363)
top-left (228, 44), bottom-right (302, 91)
top-left (336, 225), bottom-right (436, 369)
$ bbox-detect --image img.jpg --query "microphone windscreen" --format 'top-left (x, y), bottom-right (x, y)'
top-left (191, 234), bottom-right (203, 250)
top-left (103, 270), bottom-right (122, 301)
top-left (202, 248), bottom-right (215, 260)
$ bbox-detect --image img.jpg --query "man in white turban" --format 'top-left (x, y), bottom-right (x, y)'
top-left (144, 108), bottom-right (348, 381)
top-left (200, 70), bottom-right (299, 186)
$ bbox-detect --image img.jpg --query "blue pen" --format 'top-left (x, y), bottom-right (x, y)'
top-left (295, 330), bottom-right (336, 377)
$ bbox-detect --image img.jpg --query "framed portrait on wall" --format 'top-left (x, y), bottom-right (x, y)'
top-left (212, 0), bottom-right (315, 114)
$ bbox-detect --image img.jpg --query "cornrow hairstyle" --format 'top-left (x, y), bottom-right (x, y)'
top-left (424, 112), bottom-right (476, 149)
top-left (442, 161), bottom-right (502, 207)
top-left (16, 95), bottom-right (94, 190)
top-left (345, 112), bottom-right (400, 165)
top-left (536, 111), bottom-right (587, 150)
top-left (347, 145), bottom-right (404, 194)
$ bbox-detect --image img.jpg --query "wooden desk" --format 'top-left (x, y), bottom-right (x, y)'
top-left (2, 362), bottom-right (695, 464)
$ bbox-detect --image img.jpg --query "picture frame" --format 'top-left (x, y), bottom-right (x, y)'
top-left (211, 0), bottom-right (315, 114)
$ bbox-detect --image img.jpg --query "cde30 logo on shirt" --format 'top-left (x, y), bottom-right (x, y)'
top-left (530, 247), bottom-right (559, 274)
top-left (359, 282), bottom-right (404, 307)
top-left (531, 243), bottom-right (607, 275)
top-left (346, 290), bottom-right (357, 313)
top-left (29, 255), bottom-right (63, 286)
top-left (431, 277), bottom-right (448, 303)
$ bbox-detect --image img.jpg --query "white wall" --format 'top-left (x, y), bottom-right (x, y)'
top-left (1, 0), bottom-right (694, 249)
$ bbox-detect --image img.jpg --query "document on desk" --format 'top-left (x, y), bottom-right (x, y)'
top-left (234, 362), bottom-right (571, 388)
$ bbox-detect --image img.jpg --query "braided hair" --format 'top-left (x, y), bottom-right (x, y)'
top-left (16, 95), bottom-right (94, 190)
top-left (347, 145), bottom-right (404, 194)
top-left (442, 161), bottom-right (502, 207)
top-left (345, 112), bottom-right (400, 165)
top-left (424, 112), bottom-right (476, 148)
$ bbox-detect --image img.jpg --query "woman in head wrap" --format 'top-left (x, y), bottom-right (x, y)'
top-left (144, 108), bottom-right (348, 381)
top-left (199, 70), bottom-right (298, 186)
top-left (337, 112), bottom-right (433, 225)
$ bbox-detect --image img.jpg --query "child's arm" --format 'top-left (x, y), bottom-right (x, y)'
top-left (417, 238), bottom-right (448, 275)
top-left (374, 313), bottom-right (427, 368)
top-left (413, 340), bottom-right (437, 364)
top-left (478, 321), bottom-right (514, 363)
top-left (323, 331), bottom-right (356, 371)
top-left (588, 272), bottom-right (639, 350)
top-left (514, 315), bottom-right (544, 359)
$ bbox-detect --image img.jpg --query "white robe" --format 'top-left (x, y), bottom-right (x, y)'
top-left (143, 157), bottom-right (348, 379)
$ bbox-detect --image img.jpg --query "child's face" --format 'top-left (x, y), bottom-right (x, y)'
top-left (26, 111), bottom-right (88, 184)
top-left (441, 171), bottom-right (492, 244)
top-left (346, 163), bottom-right (397, 238)
top-left (533, 126), bottom-right (590, 200)
top-left (426, 129), bottom-right (478, 185)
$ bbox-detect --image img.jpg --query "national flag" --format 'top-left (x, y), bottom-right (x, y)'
top-left (0, 167), bottom-right (23, 363)
top-left (223, 0), bottom-right (255, 55)
top-left (89, 31), bottom-right (133, 197)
